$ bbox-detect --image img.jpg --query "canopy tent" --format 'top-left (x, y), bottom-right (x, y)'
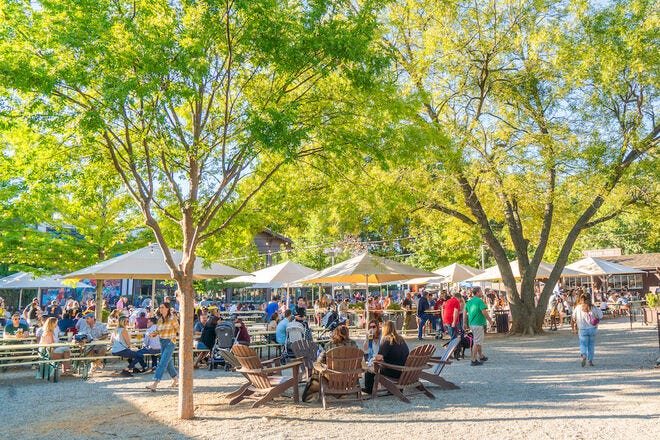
top-left (466, 260), bottom-right (583, 282)
top-left (564, 257), bottom-right (644, 276)
top-left (301, 253), bottom-right (436, 325)
top-left (63, 245), bottom-right (249, 318)
top-left (0, 272), bottom-right (93, 309)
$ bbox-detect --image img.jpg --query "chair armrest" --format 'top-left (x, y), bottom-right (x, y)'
top-left (260, 357), bottom-right (281, 367)
top-left (261, 361), bottom-right (302, 375)
top-left (428, 357), bottom-right (452, 365)
top-left (373, 360), bottom-right (420, 373)
top-left (319, 368), bottom-right (364, 375)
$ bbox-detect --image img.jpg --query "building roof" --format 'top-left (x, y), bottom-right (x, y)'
top-left (600, 253), bottom-right (660, 271)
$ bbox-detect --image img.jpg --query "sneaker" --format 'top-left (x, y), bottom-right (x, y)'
top-left (120, 369), bottom-right (134, 377)
top-left (581, 355), bottom-right (586, 367)
top-left (470, 360), bottom-right (482, 366)
top-left (479, 356), bottom-right (488, 362)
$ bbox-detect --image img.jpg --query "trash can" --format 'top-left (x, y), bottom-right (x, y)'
top-left (495, 311), bottom-right (509, 333)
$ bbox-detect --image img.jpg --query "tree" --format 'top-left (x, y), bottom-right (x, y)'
top-left (0, 0), bottom-right (386, 417)
top-left (382, 0), bottom-right (658, 333)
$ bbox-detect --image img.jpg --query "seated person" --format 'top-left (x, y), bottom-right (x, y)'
top-left (194, 316), bottom-right (219, 368)
top-left (232, 315), bottom-right (251, 346)
top-left (138, 317), bottom-right (161, 370)
top-left (40, 317), bottom-right (72, 375)
top-left (134, 312), bottom-right (149, 329)
top-left (363, 319), bottom-right (381, 363)
top-left (111, 316), bottom-right (147, 375)
top-left (4, 313), bottom-right (29, 338)
top-left (76, 312), bottom-right (109, 373)
top-left (57, 311), bottom-right (76, 335)
top-left (318, 325), bottom-right (357, 363)
top-left (362, 321), bottom-right (409, 394)
top-left (193, 313), bottom-right (209, 349)
top-left (266, 313), bottom-right (279, 343)
top-left (275, 309), bottom-right (292, 344)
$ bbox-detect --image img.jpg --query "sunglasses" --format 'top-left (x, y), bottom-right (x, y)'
top-left (369, 325), bottom-right (377, 328)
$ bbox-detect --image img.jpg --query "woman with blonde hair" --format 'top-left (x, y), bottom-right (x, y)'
top-left (40, 317), bottom-right (72, 375)
top-left (318, 325), bottom-right (357, 363)
top-left (111, 316), bottom-right (147, 375)
top-left (362, 320), bottom-right (409, 394)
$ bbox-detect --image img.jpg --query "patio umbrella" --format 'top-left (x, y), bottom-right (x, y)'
top-left (434, 263), bottom-right (483, 283)
top-left (301, 253), bottom-right (436, 325)
top-left (227, 261), bottom-right (316, 306)
top-left (0, 272), bottom-right (93, 308)
top-left (466, 260), bottom-right (584, 282)
top-left (63, 245), bottom-right (249, 317)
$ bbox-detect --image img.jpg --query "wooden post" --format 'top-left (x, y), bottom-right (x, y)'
top-left (95, 280), bottom-right (104, 322)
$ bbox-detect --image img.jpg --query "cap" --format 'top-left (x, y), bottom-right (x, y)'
top-left (83, 312), bottom-right (95, 319)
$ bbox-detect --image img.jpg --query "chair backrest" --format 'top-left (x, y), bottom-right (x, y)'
top-left (398, 344), bottom-right (435, 386)
top-left (291, 339), bottom-right (318, 372)
top-left (434, 338), bottom-right (460, 375)
top-left (325, 346), bottom-right (364, 391)
top-left (232, 344), bottom-right (271, 389)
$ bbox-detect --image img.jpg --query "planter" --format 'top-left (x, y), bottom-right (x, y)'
top-left (641, 307), bottom-right (660, 325)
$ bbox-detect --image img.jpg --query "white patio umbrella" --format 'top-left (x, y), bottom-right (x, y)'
top-left (226, 261), bottom-right (316, 306)
top-left (63, 245), bottom-right (249, 317)
top-left (466, 260), bottom-right (584, 282)
top-left (435, 263), bottom-right (484, 283)
top-left (301, 253), bottom-right (436, 325)
top-left (0, 272), bottom-right (93, 309)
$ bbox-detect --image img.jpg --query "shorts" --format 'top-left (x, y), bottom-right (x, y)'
top-left (471, 326), bottom-right (485, 346)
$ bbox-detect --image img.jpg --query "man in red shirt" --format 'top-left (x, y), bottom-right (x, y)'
top-left (442, 292), bottom-right (462, 341)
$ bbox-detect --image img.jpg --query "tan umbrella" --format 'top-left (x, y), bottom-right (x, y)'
top-left (63, 245), bottom-right (248, 316)
top-left (301, 253), bottom-right (436, 324)
top-left (565, 257), bottom-right (644, 294)
top-left (434, 263), bottom-right (483, 283)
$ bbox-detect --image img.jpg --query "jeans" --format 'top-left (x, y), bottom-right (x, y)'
top-left (153, 338), bottom-right (178, 381)
top-left (112, 348), bottom-right (146, 370)
top-left (137, 347), bottom-right (161, 368)
top-left (445, 324), bottom-right (458, 340)
top-left (417, 314), bottom-right (436, 339)
top-left (578, 327), bottom-right (597, 361)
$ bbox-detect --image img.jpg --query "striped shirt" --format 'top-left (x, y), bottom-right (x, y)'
top-left (157, 315), bottom-right (180, 341)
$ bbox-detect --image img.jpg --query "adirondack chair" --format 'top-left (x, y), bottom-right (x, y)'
top-left (317, 346), bottom-right (365, 409)
top-left (419, 337), bottom-right (461, 390)
top-left (371, 344), bottom-right (436, 403)
top-left (290, 339), bottom-right (319, 381)
top-left (228, 345), bottom-right (301, 408)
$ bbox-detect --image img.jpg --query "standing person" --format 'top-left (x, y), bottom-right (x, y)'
top-left (464, 287), bottom-right (494, 366)
top-left (111, 316), bottom-right (147, 375)
top-left (573, 294), bottom-right (603, 367)
top-left (265, 296), bottom-right (279, 323)
top-left (401, 291), bottom-right (413, 333)
top-left (442, 292), bottom-right (462, 341)
top-left (416, 291), bottom-right (436, 340)
top-left (145, 302), bottom-right (179, 391)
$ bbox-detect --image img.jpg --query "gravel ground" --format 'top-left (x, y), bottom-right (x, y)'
top-left (2, 317), bottom-right (658, 440)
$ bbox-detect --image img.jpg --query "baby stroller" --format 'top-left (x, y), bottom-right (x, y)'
top-left (209, 320), bottom-right (237, 371)
top-left (280, 323), bottom-right (308, 364)
top-left (318, 310), bottom-right (347, 347)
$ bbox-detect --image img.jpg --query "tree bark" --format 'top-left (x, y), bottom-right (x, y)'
top-left (176, 275), bottom-right (196, 419)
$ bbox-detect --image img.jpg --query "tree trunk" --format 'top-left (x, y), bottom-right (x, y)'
top-left (177, 276), bottom-right (196, 419)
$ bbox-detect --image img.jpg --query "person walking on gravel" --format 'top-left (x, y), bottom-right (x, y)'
top-left (464, 287), bottom-right (494, 366)
top-left (572, 294), bottom-right (603, 367)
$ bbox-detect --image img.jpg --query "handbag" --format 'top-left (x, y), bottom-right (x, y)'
top-left (587, 311), bottom-right (600, 326)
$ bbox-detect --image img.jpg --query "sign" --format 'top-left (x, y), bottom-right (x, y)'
top-left (582, 248), bottom-right (622, 258)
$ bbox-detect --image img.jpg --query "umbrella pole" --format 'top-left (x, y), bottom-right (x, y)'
top-left (151, 279), bottom-right (156, 309)
top-left (95, 280), bottom-right (103, 322)
top-left (18, 288), bottom-right (23, 310)
top-left (364, 275), bottom-right (369, 328)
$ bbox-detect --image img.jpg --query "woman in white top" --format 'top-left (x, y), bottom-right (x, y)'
top-left (572, 294), bottom-right (604, 367)
top-left (111, 316), bottom-right (147, 375)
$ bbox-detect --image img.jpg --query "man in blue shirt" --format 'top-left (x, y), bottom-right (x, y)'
top-left (275, 309), bottom-right (292, 344)
top-left (265, 297), bottom-right (279, 322)
top-left (417, 291), bottom-right (436, 340)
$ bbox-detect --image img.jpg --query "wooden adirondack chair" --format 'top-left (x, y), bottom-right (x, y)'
top-left (290, 339), bottom-right (319, 382)
top-left (317, 346), bottom-right (365, 409)
top-left (371, 344), bottom-right (436, 403)
top-left (419, 337), bottom-right (461, 390)
top-left (228, 345), bottom-right (301, 408)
